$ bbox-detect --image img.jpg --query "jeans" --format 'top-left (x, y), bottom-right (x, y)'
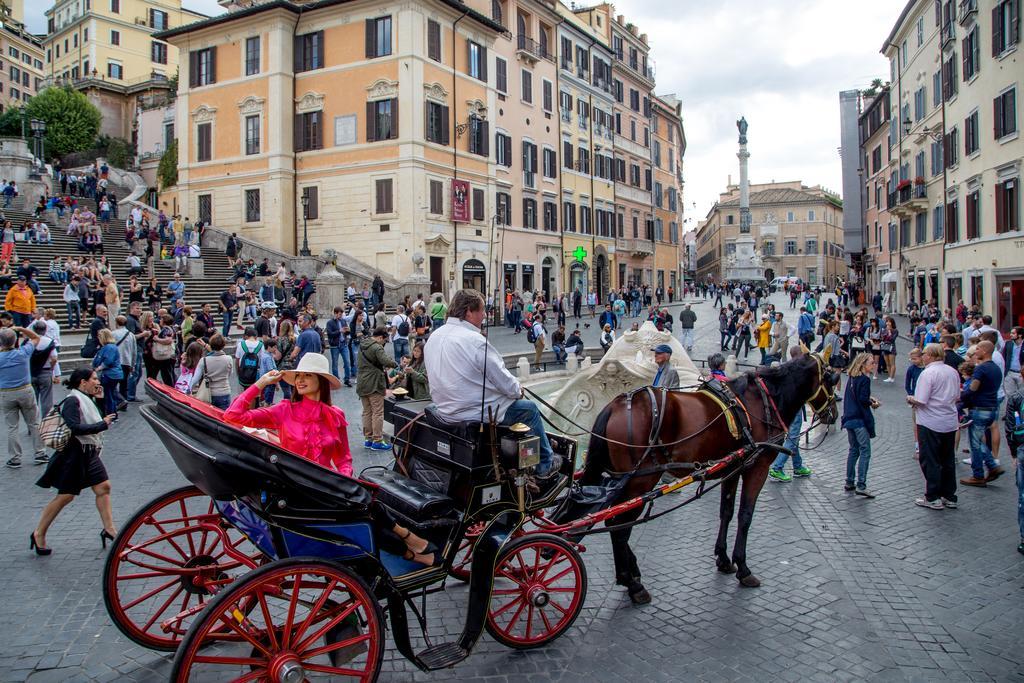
top-left (772, 409), bottom-right (804, 472)
top-left (552, 344), bottom-right (567, 362)
top-left (968, 408), bottom-right (999, 478)
top-left (10, 311), bottom-right (31, 327)
top-left (100, 375), bottom-right (123, 415)
top-left (1016, 455), bottom-right (1024, 541)
top-left (329, 345), bottom-right (342, 378)
top-left (211, 395), bottom-right (231, 410)
top-left (126, 348), bottom-right (143, 401)
top-left (392, 337), bottom-right (410, 363)
top-left (66, 301), bottom-right (81, 328)
top-left (500, 399), bottom-right (554, 473)
top-left (845, 426), bottom-right (872, 489)
top-left (680, 328), bottom-right (694, 350)
top-left (222, 310), bottom-right (234, 337)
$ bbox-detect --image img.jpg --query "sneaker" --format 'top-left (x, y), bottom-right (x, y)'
top-left (883, 377), bottom-right (894, 383)
top-left (792, 466), bottom-right (812, 478)
top-left (768, 469), bottom-right (791, 483)
top-left (844, 483), bottom-right (856, 492)
top-left (914, 497), bottom-right (944, 510)
top-left (985, 466), bottom-right (1005, 482)
top-left (855, 488), bottom-right (876, 498)
top-left (5, 457), bottom-right (21, 469)
top-left (941, 498), bottom-right (958, 509)
top-left (370, 440), bottom-right (391, 451)
top-left (33, 453), bottom-right (49, 465)
top-left (363, 440), bottom-right (373, 449)
top-left (959, 476), bottom-right (987, 487)
top-left (1018, 541), bottom-right (1024, 556)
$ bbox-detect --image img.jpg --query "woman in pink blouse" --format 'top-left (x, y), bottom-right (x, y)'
top-left (224, 353), bottom-right (438, 565)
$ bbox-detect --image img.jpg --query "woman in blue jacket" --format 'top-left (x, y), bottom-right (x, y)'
top-left (842, 352), bottom-right (880, 497)
top-left (91, 328), bottom-right (125, 415)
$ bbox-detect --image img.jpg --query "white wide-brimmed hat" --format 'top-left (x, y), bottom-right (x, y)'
top-left (281, 352), bottom-right (342, 391)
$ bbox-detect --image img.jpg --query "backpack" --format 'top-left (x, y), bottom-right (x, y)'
top-left (396, 315), bottom-right (410, 337)
top-left (526, 325), bottom-right (538, 344)
top-left (30, 340), bottom-right (55, 378)
top-left (238, 341), bottom-right (263, 385)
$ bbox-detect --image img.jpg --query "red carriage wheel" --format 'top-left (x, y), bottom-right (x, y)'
top-left (103, 485), bottom-right (263, 651)
top-left (171, 557), bottom-right (385, 683)
top-left (485, 534), bottom-right (587, 650)
top-left (448, 521), bottom-right (487, 582)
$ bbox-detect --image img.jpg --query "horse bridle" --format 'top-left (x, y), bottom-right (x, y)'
top-left (805, 353), bottom-right (838, 417)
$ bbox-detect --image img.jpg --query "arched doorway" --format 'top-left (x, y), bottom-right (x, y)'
top-left (462, 259), bottom-right (486, 292)
top-left (541, 256), bottom-right (556, 299)
top-left (594, 252), bottom-right (607, 301)
top-left (570, 261), bottom-right (588, 295)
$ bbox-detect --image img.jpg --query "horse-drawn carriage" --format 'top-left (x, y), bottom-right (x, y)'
top-left (104, 350), bottom-right (838, 681)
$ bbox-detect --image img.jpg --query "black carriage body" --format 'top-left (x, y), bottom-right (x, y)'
top-left (386, 397), bottom-right (577, 519)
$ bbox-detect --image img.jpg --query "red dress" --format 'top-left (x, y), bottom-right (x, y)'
top-left (223, 384), bottom-right (353, 475)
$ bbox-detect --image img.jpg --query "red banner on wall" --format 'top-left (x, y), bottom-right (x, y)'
top-left (451, 179), bottom-right (470, 223)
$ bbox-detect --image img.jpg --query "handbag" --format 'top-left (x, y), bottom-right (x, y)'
top-left (40, 398), bottom-right (71, 451)
top-left (193, 359), bottom-right (212, 403)
top-left (152, 328), bottom-right (176, 361)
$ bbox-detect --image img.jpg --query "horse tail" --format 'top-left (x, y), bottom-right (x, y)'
top-left (581, 402), bottom-right (614, 485)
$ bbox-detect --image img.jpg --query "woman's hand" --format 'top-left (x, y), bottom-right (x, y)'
top-left (103, 414), bottom-right (117, 425)
top-left (255, 370), bottom-right (283, 389)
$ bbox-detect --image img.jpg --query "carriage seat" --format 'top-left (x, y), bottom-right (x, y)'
top-left (422, 405), bottom-right (484, 443)
top-left (362, 469), bottom-right (457, 524)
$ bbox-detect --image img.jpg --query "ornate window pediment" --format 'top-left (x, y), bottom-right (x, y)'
top-left (295, 91), bottom-right (325, 114)
top-left (424, 82), bottom-right (448, 104)
top-left (238, 95), bottom-right (266, 115)
top-left (367, 78), bottom-right (399, 101)
top-left (191, 104), bottom-right (217, 122)
top-left (466, 98), bottom-right (487, 118)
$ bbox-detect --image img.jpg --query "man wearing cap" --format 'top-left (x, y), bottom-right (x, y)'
top-left (651, 344), bottom-right (680, 389)
top-left (255, 301), bottom-right (277, 342)
top-left (4, 275), bottom-right (36, 328)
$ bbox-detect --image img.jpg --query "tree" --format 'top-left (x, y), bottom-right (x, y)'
top-left (24, 86), bottom-right (102, 158)
top-left (0, 107), bottom-right (24, 137)
top-left (158, 138), bottom-right (178, 189)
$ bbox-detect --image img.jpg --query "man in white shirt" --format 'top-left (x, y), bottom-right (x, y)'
top-left (425, 289), bottom-right (560, 478)
top-left (531, 314), bottom-right (546, 368)
top-left (907, 343), bottom-right (961, 509)
top-left (389, 304), bottom-right (411, 363)
top-left (112, 316), bottom-right (137, 410)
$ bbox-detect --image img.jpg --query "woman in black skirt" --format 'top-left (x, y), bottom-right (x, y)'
top-left (31, 368), bottom-right (117, 555)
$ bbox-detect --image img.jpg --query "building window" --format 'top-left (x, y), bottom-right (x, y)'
top-left (296, 111), bottom-right (322, 151)
top-left (562, 201), bottom-right (576, 232)
top-left (245, 189), bottom-right (260, 223)
top-left (966, 189), bottom-right (981, 239)
top-left (542, 79), bottom-right (552, 112)
top-left (151, 42), bottom-right (167, 65)
top-left (784, 239), bottom-right (797, 255)
top-left (244, 115), bottom-right (260, 155)
top-left (963, 27), bottom-right (980, 80)
top-left (496, 57), bottom-right (507, 93)
top-left (522, 141), bottom-right (537, 188)
top-left (467, 41), bottom-right (487, 81)
top-left (996, 178), bottom-right (1020, 233)
top-left (994, 88), bottom-right (1017, 139)
top-left (805, 238), bottom-right (818, 254)
top-left (245, 36), bottom-right (260, 76)
top-left (965, 110), bottom-right (979, 155)
top-left (993, 0), bottom-right (1021, 56)
top-left (944, 126), bottom-right (960, 167)
top-left (110, 0), bottom-right (119, 13)
top-left (579, 205), bottom-right (592, 234)
top-left (149, 8), bottom-right (168, 30)
top-left (295, 31), bottom-right (324, 72)
top-left (197, 122), bottom-right (212, 162)
top-left (915, 212), bottom-right (927, 243)
top-left (429, 179), bottom-right (443, 215)
top-left (946, 199), bottom-right (960, 242)
top-left (189, 48), bottom-right (216, 87)
top-left (375, 178), bottom-right (394, 214)
top-left (523, 198), bottom-right (537, 229)
top-left (562, 140), bottom-right (572, 169)
top-left (110, 30), bottom-right (120, 46)
top-left (521, 68), bottom-right (532, 103)
top-left (472, 188), bottom-right (485, 221)
top-left (365, 16), bottom-right (392, 58)
top-left (427, 20), bottom-right (442, 62)
top-left (164, 123), bottom-right (174, 149)
top-left (932, 204), bottom-right (944, 240)
top-left (543, 201), bottom-right (557, 231)
top-left (576, 147), bottom-right (589, 175)
top-left (198, 195), bottom-right (212, 224)
top-left (425, 102), bottom-right (449, 145)
top-left (495, 132), bottom-right (512, 166)
top-left (542, 148), bottom-right (556, 178)
top-left (808, 209), bottom-right (816, 221)
top-left (107, 61), bottom-right (122, 80)
top-left (762, 240), bottom-right (775, 256)
top-left (496, 192), bottom-right (512, 225)
top-left (301, 186), bottom-right (319, 220)
top-left (468, 116), bottom-right (488, 156)
top-left (942, 54), bottom-right (959, 101)
top-left (366, 99), bottom-right (398, 141)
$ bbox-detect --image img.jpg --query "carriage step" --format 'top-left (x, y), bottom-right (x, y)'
top-left (416, 642), bottom-right (469, 670)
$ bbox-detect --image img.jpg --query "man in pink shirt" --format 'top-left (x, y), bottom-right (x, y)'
top-left (907, 343), bottom-right (962, 510)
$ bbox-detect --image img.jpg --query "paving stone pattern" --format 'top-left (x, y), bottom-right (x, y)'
top-left (1, 292), bottom-right (1021, 682)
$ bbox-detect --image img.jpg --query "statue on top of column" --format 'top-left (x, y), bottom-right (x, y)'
top-left (737, 117), bottom-right (748, 145)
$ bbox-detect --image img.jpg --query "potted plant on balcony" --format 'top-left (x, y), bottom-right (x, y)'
top-left (913, 176), bottom-right (925, 185)
top-left (897, 179), bottom-right (912, 190)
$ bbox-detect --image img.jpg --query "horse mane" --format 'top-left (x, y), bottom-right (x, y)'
top-left (728, 355), bottom-right (815, 425)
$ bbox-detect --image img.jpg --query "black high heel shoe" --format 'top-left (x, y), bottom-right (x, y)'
top-left (29, 532), bottom-right (52, 556)
top-left (100, 529), bottom-right (115, 549)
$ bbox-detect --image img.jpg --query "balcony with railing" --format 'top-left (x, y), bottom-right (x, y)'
top-left (560, 108), bottom-right (571, 123)
top-left (616, 238), bottom-right (654, 256)
top-left (892, 181), bottom-right (928, 217)
top-left (516, 35), bottom-right (552, 63)
top-left (958, 0), bottom-right (977, 24)
top-left (941, 21), bottom-right (956, 48)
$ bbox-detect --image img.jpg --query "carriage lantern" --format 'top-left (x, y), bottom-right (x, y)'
top-left (501, 422), bottom-right (540, 470)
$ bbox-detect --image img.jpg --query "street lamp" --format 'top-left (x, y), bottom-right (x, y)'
top-left (29, 118), bottom-right (46, 175)
top-left (299, 193), bottom-right (311, 256)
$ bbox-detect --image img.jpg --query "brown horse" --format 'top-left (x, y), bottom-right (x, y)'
top-left (578, 351), bottom-right (839, 604)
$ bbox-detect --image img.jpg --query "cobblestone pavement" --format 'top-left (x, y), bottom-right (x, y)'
top-left (2, 292), bottom-right (1022, 682)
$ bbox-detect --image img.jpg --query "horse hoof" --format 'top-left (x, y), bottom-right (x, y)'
top-left (717, 562), bottom-right (738, 574)
top-left (628, 586), bottom-right (652, 605)
top-left (738, 574), bottom-right (761, 588)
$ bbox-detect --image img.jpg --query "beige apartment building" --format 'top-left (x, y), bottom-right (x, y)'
top-left (858, 85), bottom-right (897, 306)
top-left (696, 181), bottom-right (845, 287)
top-left (0, 17), bottom-right (44, 112)
top-left (651, 92), bottom-right (685, 296)
top-left (160, 0), bottom-right (502, 292)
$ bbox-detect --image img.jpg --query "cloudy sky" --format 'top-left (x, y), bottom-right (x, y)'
top-left (25, 0), bottom-right (899, 229)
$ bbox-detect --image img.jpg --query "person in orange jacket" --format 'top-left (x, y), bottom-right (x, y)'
top-left (4, 274), bottom-right (36, 327)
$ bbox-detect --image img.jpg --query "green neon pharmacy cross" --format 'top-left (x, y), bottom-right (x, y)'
top-left (572, 246), bottom-right (587, 262)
